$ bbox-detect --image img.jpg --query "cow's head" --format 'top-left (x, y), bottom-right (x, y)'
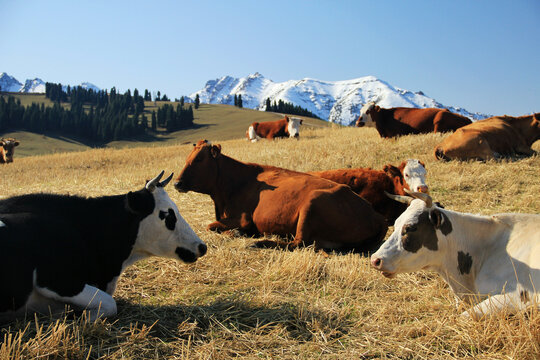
top-left (371, 191), bottom-right (452, 277)
top-left (398, 159), bottom-right (428, 193)
top-left (356, 102), bottom-right (377, 127)
top-left (287, 117), bottom-right (303, 138)
top-left (130, 171), bottom-right (207, 263)
top-left (174, 140), bottom-right (220, 195)
top-left (1, 138), bottom-right (20, 163)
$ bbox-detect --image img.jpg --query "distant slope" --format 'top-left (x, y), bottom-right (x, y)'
top-left (1, 94), bottom-right (328, 157)
top-left (190, 73), bottom-right (490, 125)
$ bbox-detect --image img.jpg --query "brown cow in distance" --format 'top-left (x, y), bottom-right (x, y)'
top-left (434, 113), bottom-right (540, 161)
top-left (0, 138), bottom-right (20, 164)
top-left (246, 116), bottom-right (302, 142)
top-left (308, 159), bottom-right (428, 224)
top-left (174, 140), bottom-right (387, 253)
top-left (356, 102), bottom-right (472, 138)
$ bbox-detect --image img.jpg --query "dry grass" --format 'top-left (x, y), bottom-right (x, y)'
top-left (1, 126), bottom-right (539, 359)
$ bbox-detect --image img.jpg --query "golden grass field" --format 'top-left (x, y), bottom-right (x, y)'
top-left (1, 124), bottom-right (540, 359)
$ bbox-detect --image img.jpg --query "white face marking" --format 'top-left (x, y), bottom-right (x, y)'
top-left (248, 125), bottom-right (258, 142)
top-left (403, 159), bottom-right (428, 193)
top-left (287, 118), bottom-right (302, 138)
top-left (134, 187), bottom-right (205, 261)
top-left (372, 199), bottom-right (434, 275)
top-left (357, 103), bottom-right (376, 127)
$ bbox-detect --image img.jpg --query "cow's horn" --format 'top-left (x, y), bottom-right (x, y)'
top-left (404, 189), bottom-right (433, 208)
top-left (146, 170), bottom-right (165, 192)
top-left (159, 173), bottom-right (174, 188)
top-left (384, 191), bottom-right (413, 205)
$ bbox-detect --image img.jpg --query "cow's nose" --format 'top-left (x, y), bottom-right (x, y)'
top-left (371, 256), bottom-right (383, 269)
top-left (417, 185), bottom-right (429, 194)
top-left (198, 243), bottom-right (207, 257)
top-left (357, 122), bottom-right (364, 127)
top-left (294, 133), bottom-right (299, 138)
top-left (174, 181), bottom-right (182, 190)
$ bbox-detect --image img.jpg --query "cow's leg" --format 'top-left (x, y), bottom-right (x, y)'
top-left (35, 284), bottom-right (117, 321)
top-left (461, 292), bottom-right (533, 319)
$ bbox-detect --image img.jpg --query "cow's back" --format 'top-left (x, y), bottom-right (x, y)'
top-left (435, 118), bottom-right (528, 160)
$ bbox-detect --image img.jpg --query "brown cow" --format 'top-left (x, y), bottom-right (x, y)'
top-left (355, 102), bottom-right (472, 138)
top-left (246, 116), bottom-right (303, 142)
top-left (174, 140), bottom-right (387, 253)
top-left (308, 159), bottom-right (428, 224)
top-left (434, 113), bottom-right (540, 161)
top-left (0, 138), bottom-right (20, 164)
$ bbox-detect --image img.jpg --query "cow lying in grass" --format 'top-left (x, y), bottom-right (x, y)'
top-left (246, 116), bottom-right (302, 142)
top-left (371, 190), bottom-right (540, 318)
top-left (434, 113), bottom-right (540, 161)
top-left (0, 171), bottom-right (207, 323)
top-left (0, 138), bottom-right (20, 164)
top-left (308, 159), bottom-right (428, 224)
top-left (175, 140), bottom-right (387, 253)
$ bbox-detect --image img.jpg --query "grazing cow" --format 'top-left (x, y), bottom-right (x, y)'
top-left (370, 191), bottom-right (540, 318)
top-left (175, 140), bottom-right (387, 253)
top-left (356, 102), bottom-right (472, 138)
top-left (308, 159), bottom-right (428, 224)
top-left (434, 113), bottom-right (540, 161)
top-left (246, 116), bottom-right (303, 142)
top-left (0, 138), bottom-right (20, 164)
top-left (0, 171), bottom-right (207, 323)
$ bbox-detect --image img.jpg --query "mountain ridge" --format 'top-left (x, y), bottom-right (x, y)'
top-left (190, 73), bottom-right (490, 124)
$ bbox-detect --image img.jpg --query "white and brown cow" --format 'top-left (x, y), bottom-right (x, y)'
top-left (246, 116), bottom-right (303, 142)
top-left (0, 138), bottom-right (20, 164)
top-left (371, 191), bottom-right (540, 319)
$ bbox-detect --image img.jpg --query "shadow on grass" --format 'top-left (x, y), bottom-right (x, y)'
top-left (113, 296), bottom-right (350, 342)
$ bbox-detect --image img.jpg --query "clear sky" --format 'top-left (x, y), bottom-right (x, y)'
top-left (1, 0), bottom-right (538, 116)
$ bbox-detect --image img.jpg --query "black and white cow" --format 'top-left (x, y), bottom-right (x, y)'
top-left (371, 190), bottom-right (540, 318)
top-left (0, 171), bottom-right (207, 323)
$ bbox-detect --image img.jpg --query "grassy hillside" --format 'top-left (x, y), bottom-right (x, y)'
top-left (1, 126), bottom-right (539, 359)
top-left (1, 93), bottom-right (330, 156)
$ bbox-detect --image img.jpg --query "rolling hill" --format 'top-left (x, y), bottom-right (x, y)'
top-left (0, 93), bottom-right (329, 157)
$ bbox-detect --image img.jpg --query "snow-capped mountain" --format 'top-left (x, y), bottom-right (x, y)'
top-left (20, 78), bottom-right (46, 93)
top-left (0, 73), bottom-right (23, 92)
top-left (0, 72), bottom-right (100, 94)
top-left (190, 73), bottom-right (489, 124)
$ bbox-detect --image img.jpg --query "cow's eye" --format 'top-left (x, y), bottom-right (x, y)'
top-left (402, 224), bottom-right (417, 235)
top-left (159, 209), bottom-right (176, 230)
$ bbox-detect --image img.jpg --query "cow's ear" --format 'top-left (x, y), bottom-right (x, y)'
top-left (126, 190), bottom-right (154, 215)
top-left (14, 141), bottom-right (19, 147)
top-left (300, 119), bottom-right (303, 124)
top-left (211, 144), bottom-right (221, 158)
top-left (383, 164), bottom-right (401, 179)
top-left (429, 209), bottom-right (443, 228)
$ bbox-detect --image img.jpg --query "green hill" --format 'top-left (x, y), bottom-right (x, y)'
top-left (0, 94), bottom-right (331, 157)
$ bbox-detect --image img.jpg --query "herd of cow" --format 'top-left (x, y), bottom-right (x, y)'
top-left (1, 104), bottom-right (539, 324)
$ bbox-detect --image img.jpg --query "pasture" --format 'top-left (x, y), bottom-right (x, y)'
top-left (1, 126), bottom-right (539, 359)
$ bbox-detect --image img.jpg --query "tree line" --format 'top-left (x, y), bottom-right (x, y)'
top-left (265, 98), bottom-right (320, 119)
top-left (0, 83), bottom-right (195, 143)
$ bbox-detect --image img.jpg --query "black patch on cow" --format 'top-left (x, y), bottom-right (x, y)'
top-left (457, 251), bottom-right (473, 275)
top-left (520, 290), bottom-right (530, 304)
top-left (160, 209), bottom-right (176, 231)
top-left (401, 212), bottom-right (438, 253)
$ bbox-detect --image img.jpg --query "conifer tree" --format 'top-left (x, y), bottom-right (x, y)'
top-left (194, 94), bottom-right (200, 109)
top-left (238, 94), bottom-right (243, 108)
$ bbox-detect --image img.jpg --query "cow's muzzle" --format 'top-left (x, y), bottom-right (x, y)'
top-left (174, 180), bottom-right (187, 193)
top-left (356, 121), bottom-right (365, 127)
top-left (175, 243), bottom-right (207, 263)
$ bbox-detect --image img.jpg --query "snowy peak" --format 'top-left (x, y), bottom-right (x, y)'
top-left (190, 73), bottom-right (489, 124)
top-left (20, 78), bottom-right (46, 93)
top-left (0, 72), bottom-right (23, 92)
top-left (0, 72), bottom-right (101, 94)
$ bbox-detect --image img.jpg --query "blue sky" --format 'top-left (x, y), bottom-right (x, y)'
top-left (1, 0), bottom-right (538, 116)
